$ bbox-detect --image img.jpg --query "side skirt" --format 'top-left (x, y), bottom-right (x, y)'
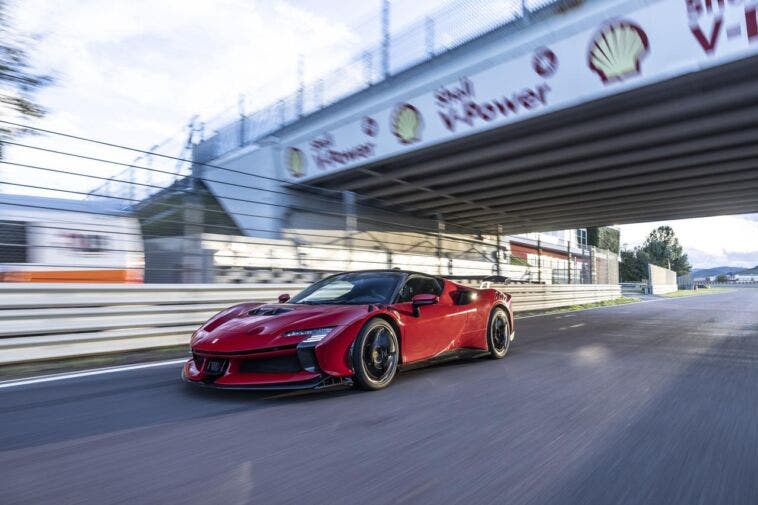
top-left (399, 348), bottom-right (489, 372)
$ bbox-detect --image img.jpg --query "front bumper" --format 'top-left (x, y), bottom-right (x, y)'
top-left (181, 344), bottom-right (350, 390)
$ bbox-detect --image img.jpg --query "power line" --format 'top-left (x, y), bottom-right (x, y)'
top-left (0, 241), bottom-right (497, 272)
top-left (0, 196), bottom-right (506, 259)
top-left (0, 119), bottom-right (488, 233)
top-left (0, 212), bottom-right (499, 260)
top-left (1, 137), bottom-right (490, 237)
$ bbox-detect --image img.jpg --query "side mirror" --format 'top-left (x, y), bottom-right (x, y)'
top-left (278, 293), bottom-right (291, 303)
top-left (411, 293), bottom-right (438, 316)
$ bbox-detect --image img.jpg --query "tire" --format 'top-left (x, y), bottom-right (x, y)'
top-left (487, 307), bottom-right (511, 359)
top-left (351, 318), bottom-right (400, 391)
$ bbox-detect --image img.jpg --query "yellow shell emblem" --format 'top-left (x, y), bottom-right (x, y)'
top-left (286, 147), bottom-right (305, 177)
top-left (588, 21), bottom-right (649, 83)
top-left (391, 103), bottom-right (422, 144)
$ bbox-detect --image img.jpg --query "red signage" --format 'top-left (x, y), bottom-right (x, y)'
top-left (434, 78), bottom-right (551, 132)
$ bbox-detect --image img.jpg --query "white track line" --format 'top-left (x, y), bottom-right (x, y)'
top-left (0, 358), bottom-right (187, 389)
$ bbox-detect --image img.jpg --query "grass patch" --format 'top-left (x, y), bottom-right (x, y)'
top-left (509, 257), bottom-right (531, 267)
top-left (519, 296), bottom-right (639, 317)
top-left (557, 297), bottom-right (640, 312)
top-left (661, 288), bottom-right (733, 298)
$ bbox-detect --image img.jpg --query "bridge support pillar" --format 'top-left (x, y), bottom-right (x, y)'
top-left (436, 216), bottom-right (445, 276)
top-left (343, 191), bottom-right (357, 269)
top-left (537, 236), bottom-right (542, 284)
top-left (567, 240), bottom-right (573, 284)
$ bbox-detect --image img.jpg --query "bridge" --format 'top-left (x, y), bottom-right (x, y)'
top-left (193, 0), bottom-right (758, 236)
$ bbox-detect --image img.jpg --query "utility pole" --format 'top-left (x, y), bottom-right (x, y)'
top-left (567, 240), bottom-right (573, 284)
top-left (343, 191), bottom-right (357, 269)
top-left (537, 235), bottom-right (542, 284)
top-left (238, 93), bottom-right (246, 147)
top-left (296, 54), bottom-right (304, 117)
top-left (185, 116), bottom-right (206, 283)
top-left (521, 0), bottom-right (530, 20)
top-left (436, 216), bottom-right (445, 276)
top-left (495, 224), bottom-right (503, 277)
top-left (425, 17), bottom-right (435, 57)
top-left (146, 144), bottom-right (158, 190)
top-left (381, 0), bottom-right (390, 78)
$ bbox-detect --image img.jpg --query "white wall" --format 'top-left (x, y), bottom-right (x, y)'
top-left (648, 263), bottom-right (678, 295)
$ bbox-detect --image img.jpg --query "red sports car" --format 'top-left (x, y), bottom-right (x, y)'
top-left (182, 270), bottom-right (514, 391)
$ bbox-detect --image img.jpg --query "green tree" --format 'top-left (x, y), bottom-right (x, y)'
top-left (619, 247), bottom-right (649, 281)
top-left (0, 0), bottom-right (50, 151)
top-left (587, 226), bottom-right (620, 253)
top-left (640, 225), bottom-right (692, 276)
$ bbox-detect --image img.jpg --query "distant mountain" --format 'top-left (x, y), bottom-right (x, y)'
top-left (691, 266), bottom-right (745, 278)
top-left (737, 265), bottom-right (758, 275)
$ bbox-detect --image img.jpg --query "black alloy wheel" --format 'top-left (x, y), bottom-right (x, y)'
top-left (352, 319), bottom-right (399, 390)
top-left (488, 308), bottom-right (511, 359)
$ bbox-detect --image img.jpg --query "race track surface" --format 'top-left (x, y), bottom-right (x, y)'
top-left (2, 290), bottom-right (757, 504)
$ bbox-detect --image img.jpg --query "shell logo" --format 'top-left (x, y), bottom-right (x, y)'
top-left (286, 147), bottom-right (306, 178)
top-left (391, 103), bottom-right (423, 144)
top-left (588, 20), bottom-right (649, 84)
top-left (532, 47), bottom-right (558, 78)
top-left (361, 116), bottom-right (379, 137)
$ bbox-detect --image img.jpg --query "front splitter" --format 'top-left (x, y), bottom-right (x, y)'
top-left (181, 371), bottom-right (351, 391)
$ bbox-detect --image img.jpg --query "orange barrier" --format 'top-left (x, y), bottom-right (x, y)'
top-left (0, 269), bottom-right (142, 283)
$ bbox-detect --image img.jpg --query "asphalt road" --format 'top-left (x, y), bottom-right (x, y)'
top-left (2, 290), bottom-right (758, 505)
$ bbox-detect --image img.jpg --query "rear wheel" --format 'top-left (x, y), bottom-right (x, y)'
top-left (351, 319), bottom-right (399, 391)
top-left (487, 308), bottom-right (511, 359)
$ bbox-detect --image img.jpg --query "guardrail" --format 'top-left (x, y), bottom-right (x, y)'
top-left (0, 282), bottom-right (622, 365)
top-left (621, 282), bottom-right (647, 295)
top-left (490, 284), bottom-right (622, 312)
top-left (696, 283), bottom-right (758, 288)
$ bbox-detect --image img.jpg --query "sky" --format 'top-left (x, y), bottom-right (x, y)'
top-left (2, 0), bottom-right (757, 269)
top-left (618, 216), bottom-right (758, 270)
top-left (2, 0), bottom-right (457, 197)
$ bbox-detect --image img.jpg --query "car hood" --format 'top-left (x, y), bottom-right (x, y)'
top-left (191, 303), bottom-right (369, 353)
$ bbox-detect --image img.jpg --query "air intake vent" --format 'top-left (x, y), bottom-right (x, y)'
top-left (240, 354), bottom-right (302, 373)
top-left (248, 306), bottom-right (292, 316)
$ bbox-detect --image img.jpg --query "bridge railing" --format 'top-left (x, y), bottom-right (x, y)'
top-left (196, 0), bottom-right (567, 164)
top-left (0, 281), bottom-right (621, 365)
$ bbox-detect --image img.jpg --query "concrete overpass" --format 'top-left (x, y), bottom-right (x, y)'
top-left (195, 0), bottom-right (758, 236)
top-left (314, 55), bottom-right (758, 233)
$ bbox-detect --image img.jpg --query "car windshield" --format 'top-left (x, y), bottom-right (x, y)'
top-left (290, 271), bottom-right (403, 305)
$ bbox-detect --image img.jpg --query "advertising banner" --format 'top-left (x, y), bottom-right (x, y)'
top-left (283, 0), bottom-right (758, 182)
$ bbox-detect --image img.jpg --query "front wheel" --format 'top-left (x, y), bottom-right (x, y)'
top-left (351, 319), bottom-right (399, 391)
top-left (487, 308), bottom-right (511, 359)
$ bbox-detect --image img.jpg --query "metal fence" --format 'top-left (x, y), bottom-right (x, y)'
top-left (141, 232), bottom-right (603, 285)
top-left (195, 0), bottom-right (567, 164)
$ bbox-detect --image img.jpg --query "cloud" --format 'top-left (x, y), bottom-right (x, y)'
top-left (3, 0), bottom-right (378, 198)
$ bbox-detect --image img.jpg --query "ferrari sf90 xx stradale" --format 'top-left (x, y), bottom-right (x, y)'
top-left (183, 270), bottom-right (515, 391)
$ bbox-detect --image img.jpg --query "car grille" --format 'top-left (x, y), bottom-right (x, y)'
top-left (193, 354), bottom-right (204, 369)
top-left (239, 354), bottom-right (302, 373)
top-left (204, 358), bottom-right (228, 375)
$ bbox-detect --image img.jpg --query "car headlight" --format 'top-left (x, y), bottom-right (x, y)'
top-left (284, 327), bottom-right (336, 343)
